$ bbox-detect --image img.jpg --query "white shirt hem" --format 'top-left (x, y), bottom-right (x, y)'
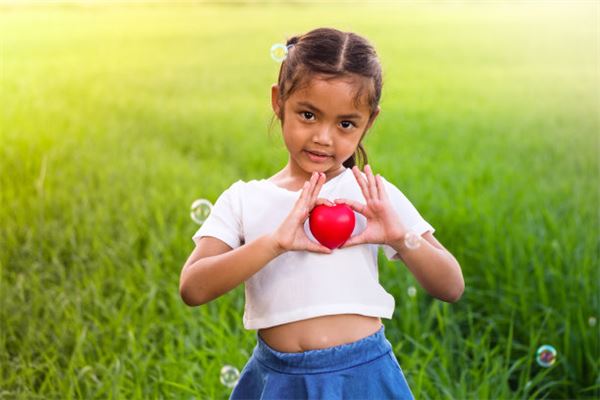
top-left (243, 303), bottom-right (394, 330)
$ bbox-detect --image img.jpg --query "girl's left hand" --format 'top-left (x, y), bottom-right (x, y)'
top-left (334, 164), bottom-right (408, 248)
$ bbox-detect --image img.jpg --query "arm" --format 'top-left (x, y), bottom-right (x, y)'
top-left (180, 171), bottom-right (332, 307)
top-left (333, 165), bottom-right (464, 303)
top-left (179, 234), bottom-right (284, 307)
top-left (390, 231), bottom-right (464, 303)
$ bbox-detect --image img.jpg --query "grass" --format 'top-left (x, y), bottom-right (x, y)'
top-left (0, 1), bottom-right (598, 399)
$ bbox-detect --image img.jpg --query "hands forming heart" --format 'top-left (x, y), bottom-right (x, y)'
top-left (271, 165), bottom-right (408, 254)
top-left (333, 165), bottom-right (408, 249)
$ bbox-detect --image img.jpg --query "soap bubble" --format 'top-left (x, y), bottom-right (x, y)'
top-left (190, 198), bottom-right (212, 225)
top-left (270, 43), bottom-right (288, 62)
top-left (407, 286), bottom-right (417, 298)
top-left (589, 316), bottom-right (597, 327)
top-left (404, 231), bottom-right (421, 250)
top-left (220, 365), bottom-right (240, 388)
top-left (535, 345), bottom-right (557, 368)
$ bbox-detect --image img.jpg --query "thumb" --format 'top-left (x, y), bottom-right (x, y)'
top-left (308, 241), bottom-right (333, 254)
top-left (340, 234), bottom-right (363, 249)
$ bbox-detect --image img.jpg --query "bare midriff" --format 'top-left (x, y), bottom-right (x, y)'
top-left (258, 314), bottom-right (383, 353)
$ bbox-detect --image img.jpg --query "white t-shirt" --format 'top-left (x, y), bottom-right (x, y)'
top-left (192, 167), bottom-right (435, 330)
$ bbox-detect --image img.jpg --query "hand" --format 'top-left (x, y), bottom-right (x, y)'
top-left (271, 171), bottom-right (334, 254)
top-left (334, 165), bottom-right (408, 248)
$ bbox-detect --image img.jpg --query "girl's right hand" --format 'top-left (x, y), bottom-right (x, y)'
top-left (271, 171), bottom-right (334, 254)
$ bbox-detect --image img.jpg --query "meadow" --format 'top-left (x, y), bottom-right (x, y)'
top-left (0, 1), bottom-right (598, 399)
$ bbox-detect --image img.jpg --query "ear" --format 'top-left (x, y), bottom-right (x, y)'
top-left (271, 84), bottom-right (281, 117)
top-left (365, 106), bottom-right (381, 131)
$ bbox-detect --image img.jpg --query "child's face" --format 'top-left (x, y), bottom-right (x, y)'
top-left (271, 75), bottom-right (379, 178)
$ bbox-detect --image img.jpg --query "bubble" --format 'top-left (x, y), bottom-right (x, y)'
top-left (190, 198), bottom-right (212, 225)
top-left (404, 231), bottom-right (421, 250)
top-left (407, 286), bottom-right (417, 298)
top-left (220, 365), bottom-right (240, 388)
top-left (589, 316), bottom-right (597, 327)
top-left (535, 345), bottom-right (557, 368)
top-left (270, 43), bottom-right (288, 62)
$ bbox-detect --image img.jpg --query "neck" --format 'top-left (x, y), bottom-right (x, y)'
top-left (284, 159), bottom-right (345, 183)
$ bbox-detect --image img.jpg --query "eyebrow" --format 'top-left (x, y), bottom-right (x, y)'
top-left (296, 101), bottom-right (363, 120)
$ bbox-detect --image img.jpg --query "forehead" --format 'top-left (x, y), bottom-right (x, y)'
top-left (288, 75), bottom-right (371, 116)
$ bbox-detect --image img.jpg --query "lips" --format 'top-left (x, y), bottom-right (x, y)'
top-left (307, 150), bottom-right (330, 156)
top-left (305, 150), bottom-right (331, 157)
top-left (305, 150), bottom-right (331, 163)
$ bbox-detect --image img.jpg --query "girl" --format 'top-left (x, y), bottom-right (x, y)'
top-left (180, 27), bottom-right (464, 399)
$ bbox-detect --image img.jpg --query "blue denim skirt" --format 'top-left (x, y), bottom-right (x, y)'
top-left (229, 325), bottom-right (414, 400)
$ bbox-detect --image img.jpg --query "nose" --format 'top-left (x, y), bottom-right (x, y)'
top-left (312, 124), bottom-right (334, 146)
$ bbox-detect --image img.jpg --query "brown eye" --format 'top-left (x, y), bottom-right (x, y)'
top-left (340, 121), bottom-right (356, 129)
top-left (301, 111), bottom-right (315, 120)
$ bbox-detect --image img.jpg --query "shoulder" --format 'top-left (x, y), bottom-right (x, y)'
top-left (223, 179), bottom-right (249, 200)
top-left (224, 178), bottom-right (273, 201)
top-left (211, 179), bottom-right (247, 204)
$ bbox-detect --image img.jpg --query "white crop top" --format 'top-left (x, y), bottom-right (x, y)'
top-left (192, 168), bottom-right (435, 330)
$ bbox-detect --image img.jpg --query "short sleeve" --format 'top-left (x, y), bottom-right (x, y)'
top-left (191, 181), bottom-right (244, 250)
top-left (379, 176), bottom-right (435, 261)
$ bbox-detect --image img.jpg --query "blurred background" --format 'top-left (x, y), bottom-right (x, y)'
top-left (0, 1), bottom-right (598, 398)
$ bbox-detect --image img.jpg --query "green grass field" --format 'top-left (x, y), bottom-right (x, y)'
top-left (1, 1), bottom-right (598, 398)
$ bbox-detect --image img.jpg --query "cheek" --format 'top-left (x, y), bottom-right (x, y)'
top-left (339, 135), bottom-right (361, 151)
top-left (283, 120), bottom-right (311, 142)
top-left (281, 125), bottom-right (305, 150)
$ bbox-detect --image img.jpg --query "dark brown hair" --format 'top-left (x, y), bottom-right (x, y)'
top-left (269, 27), bottom-right (383, 169)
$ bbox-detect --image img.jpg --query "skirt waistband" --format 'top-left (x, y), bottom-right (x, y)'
top-left (253, 325), bottom-right (392, 374)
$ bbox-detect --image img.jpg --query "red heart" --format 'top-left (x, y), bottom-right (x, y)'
top-left (309, 204), bottom-right (356, 250)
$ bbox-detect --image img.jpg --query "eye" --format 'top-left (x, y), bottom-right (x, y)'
top-left (300, 111), bottom-right (315, 120)
top-left (340, 121), bottom-right (356, 129)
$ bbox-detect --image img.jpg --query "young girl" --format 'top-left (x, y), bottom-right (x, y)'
top-left (180, 27), bottom-right (464, 399)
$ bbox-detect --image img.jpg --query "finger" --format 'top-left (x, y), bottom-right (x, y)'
top-left (316, 197), bottom-right (335, 207)
top-left (365, 164), bottom-right (379, 201)
top-left (352, 166), bottom-right (370, 201)
top-left (296, 181), bottom-right (310, 219)
top-left (300, 172), bottom-right (318, 208)
top-left (296, 179), bottom-right (312, 215)
top-left (310, 172), bottom-right (326, 205)
top-left (375, 174), bottom-right (388, 201)
top-left (298, 180), bottom-right (309, 204)
top-left (334, 198), bottom-right (366, 215)
top-left (308, 171), bottom-right (321, 198)
top-left (340, 234), bottom-right (363, 248)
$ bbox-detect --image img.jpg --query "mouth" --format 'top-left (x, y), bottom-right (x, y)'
top-left (305, 150), bottom-right (331, 157)
top-left (305, 150), bottom-right (332, 162)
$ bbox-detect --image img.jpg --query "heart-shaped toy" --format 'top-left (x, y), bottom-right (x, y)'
top-left (309, 203), bottom-right (356, 250)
